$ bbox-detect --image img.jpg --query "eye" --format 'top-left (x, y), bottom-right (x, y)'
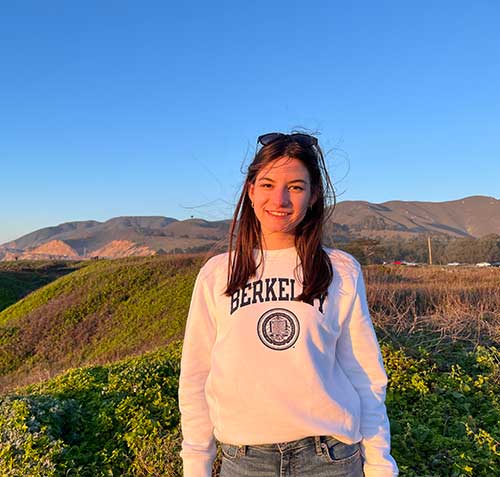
top-left (289, 185), bottom-right (304, 191)
top-left (259, 183), bottom-right (273, 189)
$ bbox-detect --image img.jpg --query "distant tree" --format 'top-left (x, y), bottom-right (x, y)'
top-left (442, 234), bottom-right (500, 263)
top-left (477, 234), bottom-right (500, 262)
top-left (404, 236), bottom-right (428, 262)
top-left (339, 239), bottom-right (384, 265)
top-left (428, 237), bottom-right (449, 264)
top-left (382, 237), bottom-right (407, 262)
top-left (443, 238), bottom-right (465, 263)
top-left (329, 233), bottom-right (498, 264)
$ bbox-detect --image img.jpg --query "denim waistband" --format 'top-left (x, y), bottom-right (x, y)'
top-left (220, 435), bottom-right (340, 456)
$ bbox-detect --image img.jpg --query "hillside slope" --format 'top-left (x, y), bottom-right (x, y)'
top-left (2, 195), bottom-right (499, 262)
top-left (0, 264), bottom-right (499, 475)
top-left (0, 255), bottom-right (201, 393)
top-left (333, 195), bottom-right (500, 238)
top-left (0, 216), bottom-right (229, 259)
top-left (0, 260), bottom-right (85, 313)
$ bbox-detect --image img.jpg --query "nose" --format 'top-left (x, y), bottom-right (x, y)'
top-left (271, 187), bottom-right (291, 207)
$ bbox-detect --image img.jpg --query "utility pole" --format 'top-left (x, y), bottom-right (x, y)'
top-left (427, 235), bottom-right (433, 265)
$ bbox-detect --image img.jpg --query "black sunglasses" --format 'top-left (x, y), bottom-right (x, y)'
top-left (257, 132), bottom-right (318, 147)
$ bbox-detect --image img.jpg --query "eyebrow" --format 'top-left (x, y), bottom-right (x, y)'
top-left (257, 177), bottom-right (309, 184)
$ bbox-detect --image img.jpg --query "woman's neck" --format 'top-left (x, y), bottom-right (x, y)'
top-left (260, 233), bottom-right (295, 250)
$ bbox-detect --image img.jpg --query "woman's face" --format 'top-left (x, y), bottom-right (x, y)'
top-left (248, 156), bottom-right (314, 249)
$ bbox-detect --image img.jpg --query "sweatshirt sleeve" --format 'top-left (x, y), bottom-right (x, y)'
top-left (179, 266), bottom-right (218, 477)
top-left (336, 261), bottom-right (399, 477)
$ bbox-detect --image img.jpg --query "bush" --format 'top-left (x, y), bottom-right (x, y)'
top-left (0, 342), bottom-right (183, 477)
top-left (385, 344), bottom-right (500, 476)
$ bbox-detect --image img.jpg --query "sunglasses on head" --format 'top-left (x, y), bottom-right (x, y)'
top-left (257, 132), bottom-right (318, 147)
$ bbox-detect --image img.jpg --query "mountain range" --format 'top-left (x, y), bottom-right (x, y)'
top-left (1, 195), bottom-right (499, 261)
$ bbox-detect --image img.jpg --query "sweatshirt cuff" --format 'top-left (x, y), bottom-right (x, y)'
top-left (182, 456), bottom-right (213, 477)
top-left (363, 462), bottom-right (399, 477)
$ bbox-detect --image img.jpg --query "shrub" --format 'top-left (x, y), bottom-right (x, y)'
top-left (385, 344), bottom-right (500, 476)
top-left (0, 342), bottom-right (183, 476)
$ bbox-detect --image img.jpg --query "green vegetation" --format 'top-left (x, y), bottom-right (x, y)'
top-left (0, 342), bottom-right (183, 477)
top-left (1, 340), bottom-right (498, 476)
top-left (337, 233), bottom-right (500, 265)
top-left (0, 258), bottom-right (498, 476)
top-left (385, 344), bottom-right (500, 476)
top-left (368, 265), bottom-right (500, 475)
top-left (0, 255), bottom-right (201, 392)
top-left (0, 260), bottom-right (84, 313)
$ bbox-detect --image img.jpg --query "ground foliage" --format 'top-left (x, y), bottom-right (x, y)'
top-left (0, 343), bottom-right (183, 476)
top-left (384, 344), bottom-right (499, 476)
top-left (0, 260), bottom-right (499, 476)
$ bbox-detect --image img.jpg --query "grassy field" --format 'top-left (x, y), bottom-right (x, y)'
top-left (0, 258), bottom-right (499, 476)
top-left (366, 265), bottom-right (500, 350)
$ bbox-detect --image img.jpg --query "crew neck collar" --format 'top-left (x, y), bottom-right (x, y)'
top-left (254, 246), bottom-right (297, 259)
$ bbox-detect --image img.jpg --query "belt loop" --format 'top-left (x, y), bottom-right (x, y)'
top-left (238, 445), bottom-right (247, 456)
top-left (314, 436), bottom-right (322, 456)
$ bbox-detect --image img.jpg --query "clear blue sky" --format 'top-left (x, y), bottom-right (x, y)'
top-left (1, 0), bottom-right (499, 244)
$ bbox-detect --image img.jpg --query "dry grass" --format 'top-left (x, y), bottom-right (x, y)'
top-left (365, 265), bottom-right (500, 350)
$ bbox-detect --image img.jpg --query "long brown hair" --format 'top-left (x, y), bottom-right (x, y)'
top-left (225, 133), bottom-right (336, 303)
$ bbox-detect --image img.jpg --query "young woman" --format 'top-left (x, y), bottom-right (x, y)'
top-left (179, 132), bottom-right (398, 477)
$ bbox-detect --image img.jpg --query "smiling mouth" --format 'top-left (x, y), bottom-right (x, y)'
top-left (266, 210), bottom-right (291, 217)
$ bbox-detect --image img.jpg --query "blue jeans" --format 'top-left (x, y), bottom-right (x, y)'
top-left (219, 435), bottom-right (364, 477)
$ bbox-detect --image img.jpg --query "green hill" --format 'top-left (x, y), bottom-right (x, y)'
top-left (0, 260), bottom-right (83, 313)
top-left (0, 255), bottom-right (201, 393)
top-left (0, 261), bottom-right (498, 476)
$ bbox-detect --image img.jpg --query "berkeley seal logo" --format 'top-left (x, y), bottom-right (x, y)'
top-left (257, 308), bottom-right (300, 351)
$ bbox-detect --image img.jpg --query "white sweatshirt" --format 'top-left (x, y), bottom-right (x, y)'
top-left (179, 247), bottom-right (398, 477)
